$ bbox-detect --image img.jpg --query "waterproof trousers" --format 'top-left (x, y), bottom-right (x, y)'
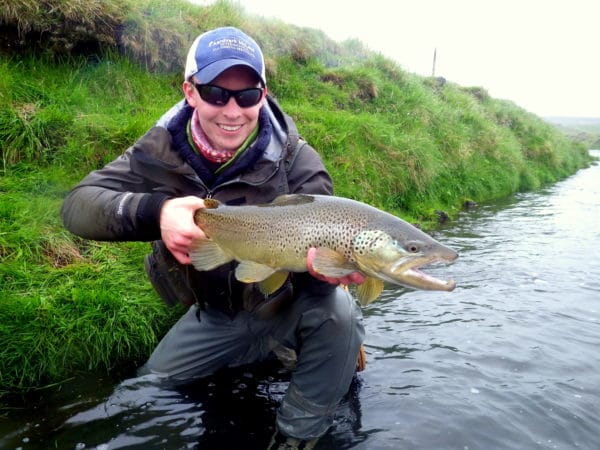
top-left (140, 286), bottom-right (365, 440)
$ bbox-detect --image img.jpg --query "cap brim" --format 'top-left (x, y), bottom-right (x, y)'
top-left (194, 59), bottom-right (264, 85)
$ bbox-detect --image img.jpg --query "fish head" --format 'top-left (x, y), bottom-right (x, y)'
top-left (351, 229), bottom-right (458, 292)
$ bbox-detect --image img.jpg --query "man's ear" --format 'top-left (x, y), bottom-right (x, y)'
top-left (258, 86), bottom-right (268, 107)
top-left (183, 81), bottom-right (198, 107)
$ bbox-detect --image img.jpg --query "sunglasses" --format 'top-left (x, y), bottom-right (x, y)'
top-left (194, 83), bottom-right (264, 108)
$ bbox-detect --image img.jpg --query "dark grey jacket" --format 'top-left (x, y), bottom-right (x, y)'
top-left (61, 96), bottom-right (332, 241)
top-left (61, 96), bottom-right (334, 312)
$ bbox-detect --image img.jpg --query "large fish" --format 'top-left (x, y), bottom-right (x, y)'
top-left (190, 194), bottom-right (458, 305)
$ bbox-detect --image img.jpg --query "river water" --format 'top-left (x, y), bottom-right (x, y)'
top-left (2, 152), bottom-right (599, 449)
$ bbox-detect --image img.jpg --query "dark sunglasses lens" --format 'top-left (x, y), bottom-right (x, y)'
top-left (197, 84), bottom-right (263, 107)
top-left (235, 89), bottom-right (263, 107)
top-left (198, 85), bottom-right (229, 106)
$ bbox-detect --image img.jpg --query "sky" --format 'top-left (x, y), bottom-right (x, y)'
top-left (190, 0), bottom-right (600, 118)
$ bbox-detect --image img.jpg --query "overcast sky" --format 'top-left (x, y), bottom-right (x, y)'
top-left (196, 0), bottom-right (599, 118)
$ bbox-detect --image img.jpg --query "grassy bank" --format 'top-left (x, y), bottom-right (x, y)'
top-left (0, 0), bottom-right (592, 396)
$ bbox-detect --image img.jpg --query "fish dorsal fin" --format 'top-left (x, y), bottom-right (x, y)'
top-left (311, 247), bottom-right (357, 278)
top-left (189, 239), bottom-right (233, 271)
top-left (235, 260), bottom-right (277, 283)
top-left (356, 277), bottom-right (384, 306)
top-left (267, 194), bottom-right (315, 207)
top-left (258, 271), bottom-right (289, 295)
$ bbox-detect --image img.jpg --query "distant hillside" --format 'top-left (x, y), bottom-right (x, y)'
top-left (544, 117), bottom-right (600, 147)
top-left (545, 117), bottom-right (600, 131)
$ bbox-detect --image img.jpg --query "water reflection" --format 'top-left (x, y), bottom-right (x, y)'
top-left (1, 363), bottom-right (370, 450)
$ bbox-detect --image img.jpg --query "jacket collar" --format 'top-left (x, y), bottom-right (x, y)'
top-left (167, 102), bottom-right (278, 188)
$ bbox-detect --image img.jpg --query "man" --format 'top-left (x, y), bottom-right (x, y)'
top-left (61, 26), bottom-right (364, 447)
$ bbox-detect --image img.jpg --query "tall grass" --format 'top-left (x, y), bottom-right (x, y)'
top-left (0, 54), bottom-right (181, 174)
top-left (0, 0), bottom-right (592, 396)
top-left (0, 169), bottom-right (184, 395)
top-left (0, 54), bottom-right (184, 394)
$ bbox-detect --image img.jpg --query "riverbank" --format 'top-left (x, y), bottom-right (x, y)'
top-left (0, 0), bottom-right (593, 397)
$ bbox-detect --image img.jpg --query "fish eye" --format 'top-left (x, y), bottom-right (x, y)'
top-left (405, 241), bottom-right (421, 253)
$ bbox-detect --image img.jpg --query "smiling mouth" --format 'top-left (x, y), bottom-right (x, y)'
top-left (219, 124), bottom-right (242, 132)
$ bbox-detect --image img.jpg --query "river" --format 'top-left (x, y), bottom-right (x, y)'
top-left (1, 151), bottom-right (599, 449)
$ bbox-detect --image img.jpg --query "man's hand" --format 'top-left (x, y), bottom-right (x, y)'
top-left (306, 247), bottom-right (366, 285)
top-left (160, 196), bottom-right (206, 264)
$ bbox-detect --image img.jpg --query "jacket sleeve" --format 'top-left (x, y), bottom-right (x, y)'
top-left (286, 140), bottom-right (333, 196)
top-left (60, 128), bottom-right (173, 241)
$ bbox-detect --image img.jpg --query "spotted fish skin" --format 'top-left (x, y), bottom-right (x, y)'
top-left (191, 194), bottom-right (458, 304)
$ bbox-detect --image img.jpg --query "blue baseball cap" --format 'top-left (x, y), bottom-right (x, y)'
top-left (184, 27), bottom-right (266, 86)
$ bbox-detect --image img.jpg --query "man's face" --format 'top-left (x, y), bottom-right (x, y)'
top-left (184, 66), bottom-right (266, 153)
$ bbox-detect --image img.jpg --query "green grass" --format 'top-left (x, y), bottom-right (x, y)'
top-left (0, 55), bottom-right (185, 395)
top-left (0, 0), bottom-right (593, 397)
top-left (0, 167), bottom-right (184, 395)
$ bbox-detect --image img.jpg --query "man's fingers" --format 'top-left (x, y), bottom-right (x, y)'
top-left (347, 272), bottom-right (366, 285)
top-left (171, 248), bottom-right (192, 265)
top-left (306, 247), bottom-right (365, 285)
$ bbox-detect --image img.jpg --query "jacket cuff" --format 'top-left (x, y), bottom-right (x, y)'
top-left (136, 193), bottom-right (171, 240)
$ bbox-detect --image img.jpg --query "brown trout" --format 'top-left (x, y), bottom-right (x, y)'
top-left (190, 194), bottom-right (458, 305)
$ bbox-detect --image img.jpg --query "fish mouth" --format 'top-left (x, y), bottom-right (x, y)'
top-left (388, 255), bottom-right (457, 292)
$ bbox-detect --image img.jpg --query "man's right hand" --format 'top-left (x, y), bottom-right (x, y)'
top-left (306, 247), bottom-right (366, 286)
top-left (159, 196), bottom-right (206, 264)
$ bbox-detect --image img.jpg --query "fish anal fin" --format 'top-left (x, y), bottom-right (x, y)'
top-left (356, 277), bottom-right (384, 305)
top-left (311, 247), bottom-right (357, 278)
top-left (189, 239), bottom-right (233, 271)
top-left (258, 271), bottom-right (290, 295)
top-left (235, 260), bottom-right (277, 283)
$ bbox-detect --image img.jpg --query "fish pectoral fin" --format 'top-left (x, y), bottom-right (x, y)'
top-left (189, 239), bottom-right (233, 271)
top-left (258, 271), bottom-right (290, 295)
top-left (235, 260), bottom-right (277, 283)
top-left (356, 277), bottom-right (384, 306)
top-left (311, 247), bottom-right (357, 278)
